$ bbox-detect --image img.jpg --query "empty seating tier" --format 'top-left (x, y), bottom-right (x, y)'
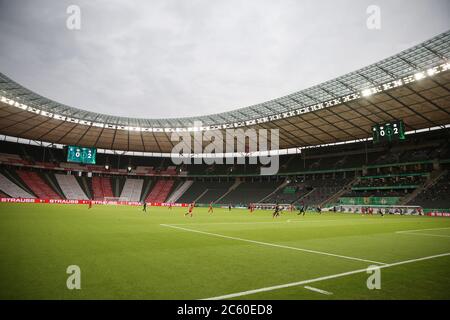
top-left (145, 180), bottom-right (174, 203)
top-left (220, 181), bottom-right (282, 205)
top-left (0, 173), bottom-right (35, 198)
top-left (17, 170), bottom-right (61, 199)
top-left (55, 174), bottom-right (88, 200)
top-left (92, 176), bottom-right (114, 200)
top-left (120, 178), bottom-right (144, 202)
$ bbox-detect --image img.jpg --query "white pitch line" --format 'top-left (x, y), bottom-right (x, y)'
top-left (168, 217), bottom-right (435, 227)
top-left (396, 227), bottom-right (450, 233)
top-left (396, 227), bottom-right (450, 238)
top-left (203, 252), bottom-right (450, 300)
top-left (397, 232), bottom-right (450, 238)
top-left (166, 217), bottom-right (411, 227)
top-left (167, 219), bottom-right (344, 226)
top-left (160, 224), bottom-right (387, 265)
top-left (304, 286), bottom-right (333, 295)
top-left (289, 219), bottom-right (349, 223)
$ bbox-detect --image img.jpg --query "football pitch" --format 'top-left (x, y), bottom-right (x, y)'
top-left (0, 203), bottom-right (449, 300)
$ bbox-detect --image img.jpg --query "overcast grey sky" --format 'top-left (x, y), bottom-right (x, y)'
top-left (0, 0), bottom-right (449, 119)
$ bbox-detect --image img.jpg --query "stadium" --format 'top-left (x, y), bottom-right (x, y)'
top-left (0, 2), bottom-right (449, 303)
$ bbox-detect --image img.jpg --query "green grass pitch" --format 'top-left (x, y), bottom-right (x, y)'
top-left (0, 203), bottom-right (449, 300)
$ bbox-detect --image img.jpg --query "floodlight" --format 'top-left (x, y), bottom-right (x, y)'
top-left (414, 72), bottom-right (425, 80)
top-left (362, 89), bottom-right (373, 97)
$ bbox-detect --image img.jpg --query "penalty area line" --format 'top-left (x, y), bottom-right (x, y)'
top-left (396, 232), bottom-right (450, 238)
top-left (167, 219), bottom-right (344, 226)
top-left (396, 227), bottom-right (450, 238)
top-left (304, 286), bottom-right (333, 295)
top-left (202, 252), bottom-right (450, 300)
top-left (160, 224), bottom-right (387, 265)
top-left (396, 226), bottom-right (450, 233)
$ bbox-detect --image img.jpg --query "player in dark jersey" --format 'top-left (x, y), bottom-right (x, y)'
top-left (298, 205), bottom-right (305, 216)
top-left (273, 203), bottom-right (281, 218)
top-left (142, 202), bottom-right (147, 213)
top-left (378, 207), bottom-right (384, 216)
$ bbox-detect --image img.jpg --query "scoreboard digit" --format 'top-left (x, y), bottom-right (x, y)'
top-left (372, 120), bottom-right (405, 144)
top-left (67, 146), bottom-right (97, 164)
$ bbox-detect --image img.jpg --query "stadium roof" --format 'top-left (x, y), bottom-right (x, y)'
top-left (0, 31), bottom-right (449, 153)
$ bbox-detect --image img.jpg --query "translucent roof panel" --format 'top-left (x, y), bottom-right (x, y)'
top-left (0, 30), bottom-right (448, 128)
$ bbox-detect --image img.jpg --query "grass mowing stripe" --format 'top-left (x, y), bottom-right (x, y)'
top-left (2, 204), bottom-right (448, 299)
top-left (203, 252), bottom-right (450, 300)
top-left (160, 224), bottom-right (387, 265)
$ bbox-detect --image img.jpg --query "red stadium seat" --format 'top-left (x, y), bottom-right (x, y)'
top-left (16, 170), bottom-right (61, 200)
top-left (145, 180), bottom-right (175, 203)
top-left (91, 176), bottom-right (113, 200)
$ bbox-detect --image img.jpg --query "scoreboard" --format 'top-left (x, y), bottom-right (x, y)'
top-left (67, 146), bottom-right (97, 164)
top-left (372, 120), bottom-right (405, 144)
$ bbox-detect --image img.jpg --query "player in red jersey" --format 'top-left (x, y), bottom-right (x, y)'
top-left (185, 202), bottom-right (195, 217)
top-left (168, 203), bottom-right (172, 210)
top-left (88, 200), bottom-right (93, 209)
top-left (208, 202), bottom-right (213, 214)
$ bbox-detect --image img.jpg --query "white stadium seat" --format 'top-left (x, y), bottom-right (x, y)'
top-left (120, 178), bottom-right (144, 202)
top-left (0, 173), bottom-right (35, 198)
top-left (55, 174), bottom-right (88, 200)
